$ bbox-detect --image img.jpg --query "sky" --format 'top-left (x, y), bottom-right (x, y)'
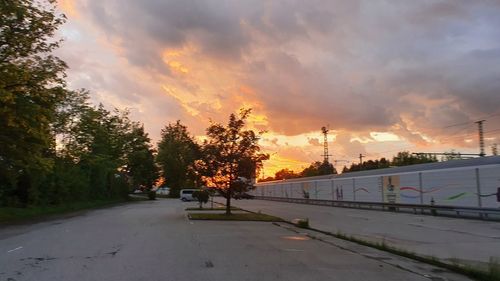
top-left (55, 0), bottom-right (500, 176)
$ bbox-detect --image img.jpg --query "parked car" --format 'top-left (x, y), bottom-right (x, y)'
top-left (156, 187), bottom-right (170, 196)
top-left (180, 189), bottom-right (198, 201)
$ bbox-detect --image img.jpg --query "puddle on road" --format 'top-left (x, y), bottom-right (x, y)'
top-left (281, 235), bottom-right (310, 241)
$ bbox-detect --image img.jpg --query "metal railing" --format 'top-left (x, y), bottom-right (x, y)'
top-left (254, 196), bottom-right (500, 220)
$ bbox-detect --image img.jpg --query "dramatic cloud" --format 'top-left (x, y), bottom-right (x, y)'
top-left (57, 0), bottom-right (500, 174)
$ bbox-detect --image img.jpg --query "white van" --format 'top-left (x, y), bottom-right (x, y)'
top-left (180, 189), bottom-right (198, 201)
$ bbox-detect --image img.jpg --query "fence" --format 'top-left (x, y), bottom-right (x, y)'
top-left (253, 161), bottom-right (500, 219)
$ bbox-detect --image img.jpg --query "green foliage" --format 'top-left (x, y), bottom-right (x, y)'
top-left (259, 161), bottom-right (335, 182)
top-left (157, 121), bottom-right (200, 197)
top-left (199, 109), bottom-right (269, 215)
top-left (344, 158), bottom-right (390, 172)
top-left (56, 102), bottom-right (152, 201)
top-left (342, 152), bottom-right (437, 173)
top-left (0, 0), bottom-right (67, 206)
top-left (300, 161), bottom-right (336, 177)
top-left (0, 1), bottom-right (158, 208)
top-left (391, 151), bottom-right (437, 166)
top-left (274, 168), bottom-right (300, 180)
top-left (123, 125), bottom-right (158, 190)
top-left (192, 189), bottom-right (210, 208)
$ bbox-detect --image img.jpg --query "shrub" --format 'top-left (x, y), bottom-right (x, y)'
top-left (148, 190), bottom-right (156, 200)
top-left (193, 189), bottom-right (210, 208)
top-left (296, 218), bottom-right (310, 228)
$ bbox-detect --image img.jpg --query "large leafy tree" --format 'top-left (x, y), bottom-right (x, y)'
top-left (0, 0), bottom-right (67, 205)
top-left (59, 101), bottom-right (157, 199)
top-left (199, 109), bottom-right (269, 215)
top-left (157, 121), bottom-right (200, 197)
top-left (124, 125), bottom-right (158, 190)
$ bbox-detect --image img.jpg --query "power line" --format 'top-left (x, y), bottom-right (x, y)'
top-left (485, 128), bottom-right (500, 135)
top-left (441, 113), bottom-right (500, 129)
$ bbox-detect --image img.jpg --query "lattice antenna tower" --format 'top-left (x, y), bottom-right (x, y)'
top-left (321, 126), bottom-right (332, 163)
top-left (476, 120), bottom-right (486, 157)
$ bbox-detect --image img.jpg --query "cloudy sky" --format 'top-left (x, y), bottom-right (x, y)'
top-left (56, 0), bottom-right (500, 176)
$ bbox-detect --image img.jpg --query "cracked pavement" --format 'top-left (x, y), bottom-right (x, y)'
top-left (0, 199), bottom-right (472, 281)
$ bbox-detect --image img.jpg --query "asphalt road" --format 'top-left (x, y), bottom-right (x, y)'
top-left (0, 199), bottom-right (470, 281)
top-left (226, 198), bottom-right (500, 266)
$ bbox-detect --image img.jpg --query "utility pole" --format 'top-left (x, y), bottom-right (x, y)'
top-left (321, 126), bottom-right (332, 163)
top-left (476, 120), bottom-right (486, 157)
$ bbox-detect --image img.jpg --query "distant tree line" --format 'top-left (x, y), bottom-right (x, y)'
top-left (342, 151), bottom-right (437, 173)
top-left (259, 151), bottom-right (437, 182)
top-left (259, 161), bottom-right (336, 182)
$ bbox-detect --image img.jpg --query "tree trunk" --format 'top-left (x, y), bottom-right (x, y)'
top-left (225, 190), bottom-right (232, 215)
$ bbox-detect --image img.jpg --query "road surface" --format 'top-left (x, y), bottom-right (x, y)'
top-left (1, 199), bottom-right (470, 281)
top-left (227, 198), bottom-right (500, 267)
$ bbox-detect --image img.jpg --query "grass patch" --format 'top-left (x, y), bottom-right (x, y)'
top-left (185, 206), bottom-right (241, 211)
top-left (306, 226), bottom-right (500, 281)
top-left (0, 197), bottom-right (134, 224)
top-left (189, 212), bottom-right (284, 222)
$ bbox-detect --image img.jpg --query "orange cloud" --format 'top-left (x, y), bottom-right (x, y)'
top-left (58, 0), bottom-right (78, 18)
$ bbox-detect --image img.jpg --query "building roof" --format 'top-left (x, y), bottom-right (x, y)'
top-left (258, 156), bottom-right (500, 185)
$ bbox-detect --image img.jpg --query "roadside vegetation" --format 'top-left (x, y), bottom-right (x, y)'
top-left (259, 151), bottom-right (437, 182)
top-left (288, 222), bottom-right (500, 281)
top-left (1, 0), bottom-right (268, 221)
top-left (332, 231), bottom-right (500, 281)
top-left (0, 1), bottom-right (157, 215)
top-left (0, 197), bottom-right (148, 224)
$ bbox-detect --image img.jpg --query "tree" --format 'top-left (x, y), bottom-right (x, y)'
top-left (392, 151), bottom-right (437, 166)
top-left (199, 109), bottom-right (269, 215)
top-left (342, 153), bottom-right (437, 173)
top-left (192, 189), bottom-right (209, 209)
top-left (157, 121), bottom-right (200, 197)
top-left (55, 96), bottom-right (155, 201)
top-left (441, 150), bottom-right (464, 161)
top-left (300, 161), bottom-right (336, 177)
top-left (0, 0), bottom-right (67, 206)
top-left (342, 166), bottom-right (349, 173)
top-left (274, 168), bottom-right (299, 180)
top-left (123, 125), bottom-right (158, 191)
top-left (258, 176), bottom-right (276, 182)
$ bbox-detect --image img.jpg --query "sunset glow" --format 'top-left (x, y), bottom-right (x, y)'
top-left (56, 1), bottom-right (500, 177)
